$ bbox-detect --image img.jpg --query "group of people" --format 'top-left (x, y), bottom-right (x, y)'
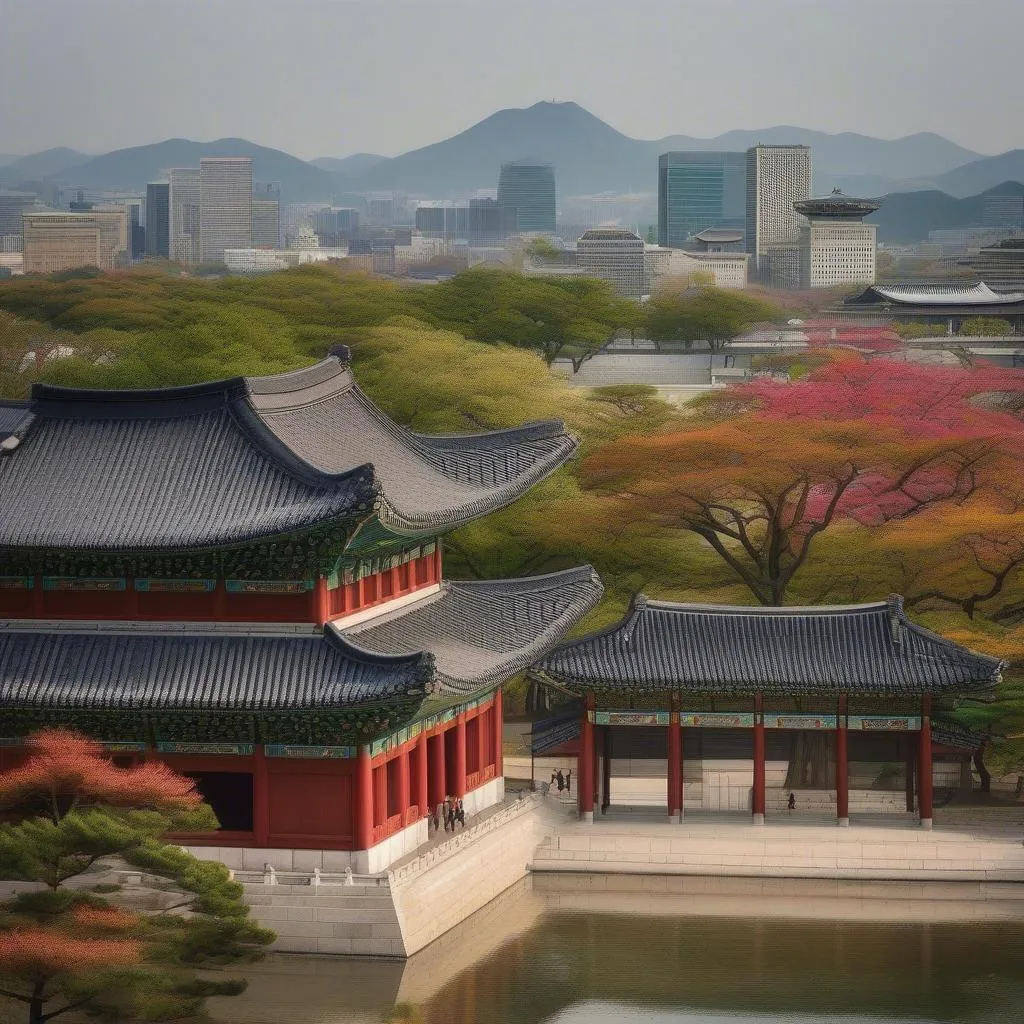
top-left (432, 795), bottom-right (466, 833)
top-left (550, 768), bottom-right (572, 793)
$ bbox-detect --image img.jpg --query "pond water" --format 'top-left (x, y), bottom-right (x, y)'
top-left (208, 880), bottom-right (1024, 1024)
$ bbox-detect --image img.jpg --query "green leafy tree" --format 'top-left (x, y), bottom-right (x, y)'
top-left (645, 287), bottom-right (780, 357)
top-left (0, 730), bottom-right (272, 1024)
top-left (959, 317), bottom-right (1013, 337)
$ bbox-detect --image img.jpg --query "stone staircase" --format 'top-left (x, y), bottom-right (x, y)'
top-left (241, 879), bottom-right (404, 956)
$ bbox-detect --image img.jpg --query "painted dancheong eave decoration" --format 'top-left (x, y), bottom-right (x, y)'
top-left (0, 568), bottom-right (603, 743)
top-left (535, 595), bottom-right (1003, 698)
top-left (0, 348), bottom-right (578, 575)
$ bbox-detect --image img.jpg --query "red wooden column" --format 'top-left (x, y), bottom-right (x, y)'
top-left (253, 744), bottom-right (270, 846)
top-left (579, 695), bottom-right (595, 822)
top-left (601, 728), bottom-right (612, 814)
top-left (452, 715), bottom-right (467, 798)
top-left (397, 746), bottom-right (411, 826)
top-left (478, 707), bottom-right (488, 784)
top-left (355, 744), bottom-right (374, 851)
top-left (429, 730), bottom-right (446, 807)
top-left (667, 702), bottom-right (681, 823)
top-left (905, 735), bottom-right (917, 812)
top-left (493, 688), bottom-right (504, 779)
top-left (836, 695), bottom-right (849, 827)
top-left (314, 576), bottom-right (329, 626)
top-left (752, 693), bottom-right (766, 825)
top-left (918, 695), bottom-right (934, 830)
top-left (416, 732), bottom-right (429, 818)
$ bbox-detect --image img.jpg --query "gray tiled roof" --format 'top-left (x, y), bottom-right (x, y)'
top-left (537, 595), bottom-right (1003, 696)
top-left (0, 354), bottom-right (577, 552)
top-left (248, 356), bottom-right (578, 533)
top-left (0, 619), bottom-right (431, 711)
top-left (344, 566), bottom-right (604, 693)
top-left (0, 568), bottom-right (603, 711)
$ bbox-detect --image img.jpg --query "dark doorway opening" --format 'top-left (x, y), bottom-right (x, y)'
top-left (186, 771), bottom-right (254, 831)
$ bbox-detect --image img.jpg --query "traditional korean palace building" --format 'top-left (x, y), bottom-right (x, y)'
top-left (535, 596), bottom-right (1003, 829)
top-left (840, 281), bottom-right (1024, 332)
top-left (0, 350), bottom-right (602, 871)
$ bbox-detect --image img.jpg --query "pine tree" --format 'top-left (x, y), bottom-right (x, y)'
top-left (0, 730), bottom-right (273, 1024)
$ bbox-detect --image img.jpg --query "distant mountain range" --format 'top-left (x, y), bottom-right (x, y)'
top-left (0, 147), bottom-right (91, 182)
top-left (310, 153), bottom-right (388, 176)
top-left (2, 102), bottom-right (1023, 244)
top-left (333, 102), bottom-right (986, 198)
top-left (868, 181), bottom-right (1024, 244)
top-left (0, 138), bottom-right (340, 203)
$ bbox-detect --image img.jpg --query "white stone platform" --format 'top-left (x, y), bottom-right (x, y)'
top-left (530, 807), bottom-right (1024, 883)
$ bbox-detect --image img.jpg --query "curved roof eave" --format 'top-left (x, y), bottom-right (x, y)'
top-left (537, 594), bottom-right (1003, 695)
top-left (341, 565), bottom-right (604, 695)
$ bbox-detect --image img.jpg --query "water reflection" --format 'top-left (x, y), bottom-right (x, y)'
top-left (209, 880), bottom-right (1024, 1024)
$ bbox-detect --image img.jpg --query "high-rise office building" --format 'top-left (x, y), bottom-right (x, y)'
top-left (199, 157), bottom-right (252, 263)
top-left (310, 206), bottom-right (360, 247)
top-left (983, 193), bottom-right (1024, 229)
top-left (415, 202), bottom-right (469, 239)
top-left (252, 184), bottom-right (281, 249)
top-left (468, 197), bottom-right (516, 247)
top-left (168, 168), bottom-right (200, 264)
top-left (576, 228), bottom-right (646, 298)
top-left (658, 152), bottom-right (746, 248)
top-left (794, 189), bottom-right (879, 289)
top-left (497, 161), bottom-right (555, 234)
top-left (0, 190), bottom-right (38, 248)
top-left (145, 182), bottom-right (170, 258)
top-left (125, 200), bottom-right (144, 259)
top-left (22, 210), bottom-right (127, 274)
top-left (745, 145), bottom-right (812, 287)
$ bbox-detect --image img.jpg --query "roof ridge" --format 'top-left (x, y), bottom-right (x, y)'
top-left (446, 565), bottom-right (601, 592)
top-left (641, 599), bottom-right (892, 615)
top-left (30, 375), bottom-right (248, 420)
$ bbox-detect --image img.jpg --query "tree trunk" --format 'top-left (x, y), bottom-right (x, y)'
top-left (974, 747), bottom-right (991, 793)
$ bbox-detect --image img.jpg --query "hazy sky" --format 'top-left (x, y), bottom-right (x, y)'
top-left (4, 0), bottom-right (1023, 159)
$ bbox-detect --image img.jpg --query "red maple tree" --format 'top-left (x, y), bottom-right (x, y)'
top-left (0, 729), bottom-right (202, 825)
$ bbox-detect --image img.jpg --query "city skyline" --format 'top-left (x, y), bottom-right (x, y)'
top-left (3, 0), bottom-right (1024, 159)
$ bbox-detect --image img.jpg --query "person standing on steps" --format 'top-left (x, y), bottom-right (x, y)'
top-left (565, 769), bottom-right (572, 793)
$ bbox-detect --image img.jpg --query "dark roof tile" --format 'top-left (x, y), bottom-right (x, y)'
top-left (537, 596), bottom-right (1003, 696)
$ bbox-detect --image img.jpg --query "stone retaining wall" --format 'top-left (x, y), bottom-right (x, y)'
top-left (391, 793), bottom-right (564, 956)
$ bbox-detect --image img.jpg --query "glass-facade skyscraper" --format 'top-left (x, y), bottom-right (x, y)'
top-left (657, 152), bottom-right (747, 248)
top-left (497, 161), bottom-right (555, 234)
top-left (145, 182), bottom-right (169, 258)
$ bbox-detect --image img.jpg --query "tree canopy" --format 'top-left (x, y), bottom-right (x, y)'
top-left (0, 730), bottom-right (272, 1024)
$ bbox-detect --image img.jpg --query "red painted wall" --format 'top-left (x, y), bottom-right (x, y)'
top-left (0, 692), bottom-right (501, 854)
top-left (3, 552), bottom-right (440, 625)
top-left (327, 552), bottom-right (439, 621)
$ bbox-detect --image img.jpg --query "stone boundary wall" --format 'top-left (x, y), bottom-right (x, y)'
top-left (390, 793), bottom-right (564, 956)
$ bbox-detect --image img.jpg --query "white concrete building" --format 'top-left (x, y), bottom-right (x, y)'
top-left (199, 157), bottom-right (252, 263)
top-left (644, 244), bottom-right (749, 290)
top-left (746, 145), bottom-right (812, 287)
top-left (577, 228), bottom-right (646, 297)
top-left (794, 190), bottom-right (881, 289)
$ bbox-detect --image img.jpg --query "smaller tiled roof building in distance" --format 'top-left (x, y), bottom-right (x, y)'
top-left (842, 280), bottom-right (1024, 332)
top-left (0, 349), bottom-right (602, 872)
top-left (534, 596), bottom-right (1002, 828)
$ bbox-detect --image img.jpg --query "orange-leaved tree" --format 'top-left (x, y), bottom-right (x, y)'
top-left (0, 730), bottom-right (272, 1024)
top-left (582, 416), bottom-right (994, 606)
